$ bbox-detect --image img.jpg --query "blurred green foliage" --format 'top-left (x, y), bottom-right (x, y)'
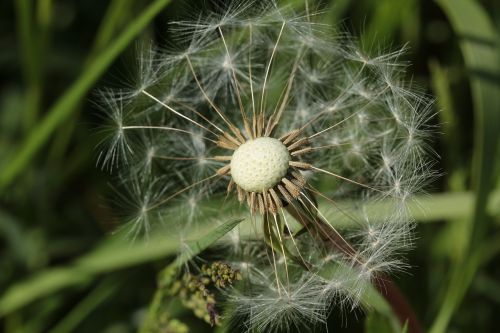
top-left (0, 0), bottom-right (499, 332)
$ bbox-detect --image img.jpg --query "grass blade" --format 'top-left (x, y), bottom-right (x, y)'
top-left (0, 218), bottom-right (243, 316)
top-left (0, 0), bottom-right (172, 190)
top-left (430, 0), bottom-right (500, 332)
top-left (47, 277), bottom-right (119, 333)
top-left (140, 217), bottom-right (245, 333)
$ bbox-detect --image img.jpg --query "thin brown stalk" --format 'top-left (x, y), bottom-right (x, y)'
top-left (285, 192), bottom-right (423, 333)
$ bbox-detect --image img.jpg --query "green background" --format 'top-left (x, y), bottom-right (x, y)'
top-left (0, 0), bottom-right (499, 332)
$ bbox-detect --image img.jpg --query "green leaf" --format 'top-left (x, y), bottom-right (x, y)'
top-left (0, 218), bottom-right (243, 316)
top-left (0, 0), bottom-right (173, 190)
top-left (434, 0), bottom-right (500, 241)
top-left (320, 191), bottom-right (500, 229)
top-left (140, 218), bottom-right (245, 333)
top-left (362, 0), bottom-right (419, 46)
top-left (365, 311), bottom-right (396, 333)
top-left (48, 277), bottom-right (119, 333)
top-left (400, 321), bottom-right (409, 333)
top-left (430, 0), bottom-right (500, 332)
top-left (174, 218), bottom-right (245, 266)
top-left (429, 59), bottom-right (466, 191)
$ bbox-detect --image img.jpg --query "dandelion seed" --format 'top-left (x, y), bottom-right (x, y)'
top-left (97, 1), bottom-right (434, 331)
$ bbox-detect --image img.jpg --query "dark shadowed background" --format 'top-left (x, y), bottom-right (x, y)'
top-left (0, 0), bottom-right (499, 332)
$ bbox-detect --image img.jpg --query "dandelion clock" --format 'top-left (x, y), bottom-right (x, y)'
top-left (96, 1), bottom-right (435, 332)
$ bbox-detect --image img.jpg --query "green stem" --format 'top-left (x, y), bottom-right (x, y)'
top-left (0, 0), bottom-right (172, 190)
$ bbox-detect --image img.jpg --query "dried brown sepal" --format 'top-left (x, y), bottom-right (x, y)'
top-left (291, 147), bottom-right (313, 156)
top-left (291, 170), bottom-right (306, 186)
top-left (281, 129), bottom-right (301, 145)
top-left (223, 131), bottom-right (242, 147)
top-left (265, 191), bottom-right (277, 214)
top-left (213, 155), bottom-right (233, 161)
top-left (230, 125), bottom-right (246, 144)
top-left (243, 119), bottom-right (253, 140)
top-left (278, 184), bottom-right (294, 203)
top-left (269, 187), bottom-right (283, 209)
top-left (289, 161), bottom-right (311, 169)
top-left (237, 185), bottom-right (246, 202)
top-left (217, 137), bottom-right (239, 150)
top-left (287, 137), bottom-right (309, 151)
top-left (282, 178), bottom-right (301, 198)
top-left (249, 192), bottom-right (257, 214)
top-left (227, 179), bottom-right (235, 193)
top-left (257, 193), bottom-right (265, 215)
top-left (216, 164), bottom-right (231, 176)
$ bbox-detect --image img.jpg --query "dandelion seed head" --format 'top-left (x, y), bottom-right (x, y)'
top-left (231, 137), bottom-right (290, 192)
top-left (96, 0), bottom-right (436, 329)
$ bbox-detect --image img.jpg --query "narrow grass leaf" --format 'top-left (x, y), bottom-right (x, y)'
top-left (0, 218), bottom-right (243, 315)
top-left (431, 0), bottom-right (500, 332)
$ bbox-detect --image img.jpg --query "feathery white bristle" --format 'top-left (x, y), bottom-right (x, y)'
top-left (96, 0), bottom-right (435, 330)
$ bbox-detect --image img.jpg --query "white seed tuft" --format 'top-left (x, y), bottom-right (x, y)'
top-left (95, 0), bottom-right (436, 330)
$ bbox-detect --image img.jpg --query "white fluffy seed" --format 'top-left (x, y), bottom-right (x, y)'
top-left (230, 137), bottom-right (290, 192)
